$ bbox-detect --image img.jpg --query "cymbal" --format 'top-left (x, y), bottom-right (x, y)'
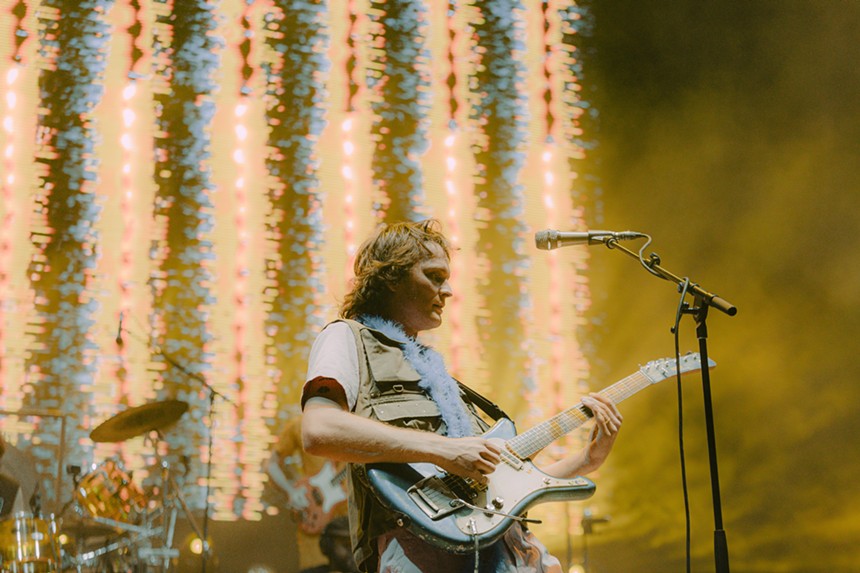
top-left (90, 400), bottom-right (189, 443)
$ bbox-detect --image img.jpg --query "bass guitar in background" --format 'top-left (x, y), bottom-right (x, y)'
top-left (266, 453), bottom-right (348, 535)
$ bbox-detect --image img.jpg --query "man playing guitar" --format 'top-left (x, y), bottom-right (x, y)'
top-left (300, 220), bottom-right (623, 573)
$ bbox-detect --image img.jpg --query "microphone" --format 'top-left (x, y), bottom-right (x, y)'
top-left (115, 311), bottom-right (124, 345)
top-left (534, 229), bottom-right (644, 250)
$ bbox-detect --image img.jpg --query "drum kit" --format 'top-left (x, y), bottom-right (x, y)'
top-left (0, 399), bottom-right (203, 572)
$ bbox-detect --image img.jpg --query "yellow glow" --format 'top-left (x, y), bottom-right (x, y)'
top-left (0, 0), bottom-right (595, 536)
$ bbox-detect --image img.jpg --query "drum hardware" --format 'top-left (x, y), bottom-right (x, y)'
top-left (1, 399), bottom-right (198, 572)
top-left (0, 511), bottom-right (60, 572)
top-left (134, 451), bottom-right (204, 571)
top-left (117, 314), bottom-right (231, 571)
top-left (60, 457), bottom-right (185, 573)
top-left (79, 514), bottom-right (149, 537)
top-left (137, 546), bottom-right (180, 562)
top-left (59, 516), bottom-right (120, 543)
top-left (53, 398), bottom-right (196, 572)
top-left (59, 464), bottom-right (138, 573)
top-left (70, 520), bottom-right (161, 565)
top-left (73, 459), bottom-right (147, 526)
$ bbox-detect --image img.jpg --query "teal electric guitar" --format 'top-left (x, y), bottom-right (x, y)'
top-left (366, 353), bottom-right (714, 553)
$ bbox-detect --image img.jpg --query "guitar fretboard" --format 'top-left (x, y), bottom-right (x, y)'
top-left (506, 370), bottom-right (653, 460)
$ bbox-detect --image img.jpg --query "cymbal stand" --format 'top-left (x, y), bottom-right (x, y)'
top-left (159, 460), bottom-right (206, 569)
top-left (138, 432), bottom-right (205, 571)
top-left (125, 317), bottom-right (238, 573)
top-left (154, 348), bottom-right (236, 573)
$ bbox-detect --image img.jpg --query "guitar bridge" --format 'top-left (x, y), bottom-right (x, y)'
top-left (407, 474), bottom-right (479, 521)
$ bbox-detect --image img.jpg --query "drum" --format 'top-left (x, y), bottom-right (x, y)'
top-left (0, 512), bottom-right (59, 573)
top-left (75, 460), bottom-right (145, 524)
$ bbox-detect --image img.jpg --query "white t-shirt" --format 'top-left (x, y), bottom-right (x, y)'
top-left (304, 321), bottom-right (360, 411)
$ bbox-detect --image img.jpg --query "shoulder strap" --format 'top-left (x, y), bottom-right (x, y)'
top-left (456, 380), bottom-right (510, 422)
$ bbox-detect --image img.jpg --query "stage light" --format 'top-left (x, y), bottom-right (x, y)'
top-left (246, 565), bottom-right (275, 573)
top-left (189, 537), bottom-right (205, 555)
top-left (178, 533), bottom-right (218, 572)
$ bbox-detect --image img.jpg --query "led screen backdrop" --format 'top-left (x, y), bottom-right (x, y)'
top-left (0, 0), bottom-right (601, 550)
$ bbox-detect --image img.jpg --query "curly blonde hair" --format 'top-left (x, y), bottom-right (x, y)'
top-left (340, 219), bottom-right (450, 320)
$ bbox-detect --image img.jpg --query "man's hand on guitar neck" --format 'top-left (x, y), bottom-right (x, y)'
top-left (582, 393), bottom-right (623, 438)
top-left (544, 393), bottom-right (623, 478)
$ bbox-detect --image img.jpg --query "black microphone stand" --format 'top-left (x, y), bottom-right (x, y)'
top-left (156, 347), bottom-right (237, 573)
top-left (600, 237), bottom-right (736, 573)
top-left (125, 321), bottom-right (237, 573)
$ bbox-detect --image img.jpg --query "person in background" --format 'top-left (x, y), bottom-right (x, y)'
top-left (299, 516), bottom-right (360, 573)
top-left (300, 219), bottom-right (623, 572)
top-left (264, 414), bottom-right (348, 571)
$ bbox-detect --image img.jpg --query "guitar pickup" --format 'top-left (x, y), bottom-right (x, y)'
top-left (407, 476), bottom-right (468, 521)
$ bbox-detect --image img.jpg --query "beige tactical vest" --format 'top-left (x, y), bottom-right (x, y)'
top-left (336, 319), bottom-right (491, 573)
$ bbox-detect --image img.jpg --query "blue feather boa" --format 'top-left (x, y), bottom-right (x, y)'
top-left (359, 315), bottom-right (474, 438)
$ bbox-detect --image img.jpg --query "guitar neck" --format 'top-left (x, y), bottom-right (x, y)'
top-left (506, 370), bottom-right (653, 460)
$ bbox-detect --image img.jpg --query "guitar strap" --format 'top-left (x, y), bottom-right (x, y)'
top-left (455, 380), bottom-right (510, 423)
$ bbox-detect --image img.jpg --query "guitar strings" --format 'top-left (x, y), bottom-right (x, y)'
top-left (506, 355), bottom-right (697, 460)
top-left (507, 371), bottom-right (651, 459)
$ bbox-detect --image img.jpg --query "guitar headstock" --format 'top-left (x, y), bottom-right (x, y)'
top-left (640, 352), bottom-right (716, 384)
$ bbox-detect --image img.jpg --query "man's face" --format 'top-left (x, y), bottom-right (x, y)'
top-left (384, 242), bottom-right (452, 337)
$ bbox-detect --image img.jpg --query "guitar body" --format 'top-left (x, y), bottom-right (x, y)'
top-left (366, 419), bottom-right (595, 553)
top-left (308, 462), bottom-right (348, 514)
top-left (296, 462), bottom-right (348, 535)
top-left (365, 353), bottom-right (712, 553)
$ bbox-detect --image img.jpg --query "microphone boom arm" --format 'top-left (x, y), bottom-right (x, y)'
top-left (596, 234), bottom-right (736, 573)
top-left (602, 238), bottom-right (737, 317)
